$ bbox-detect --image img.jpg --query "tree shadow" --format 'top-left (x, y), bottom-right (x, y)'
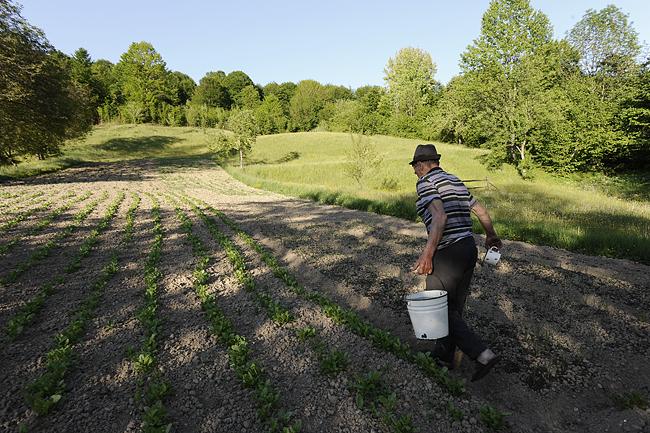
top-left (98, 135), bottom-right (181, 153)
top-left (247, 151), bottom-right (301, 166)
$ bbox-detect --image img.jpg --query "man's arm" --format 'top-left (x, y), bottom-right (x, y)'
top-left (470, 200), bottom-right (502, 249)
top-left (411, 200), bottom-right (446, 275)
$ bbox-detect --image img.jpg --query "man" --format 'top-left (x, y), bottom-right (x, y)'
top-left (409, 144), bottom-right (501, 382)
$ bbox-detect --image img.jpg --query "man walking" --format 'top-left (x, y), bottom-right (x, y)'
top-left (409, 144), bottom-right (501, 381)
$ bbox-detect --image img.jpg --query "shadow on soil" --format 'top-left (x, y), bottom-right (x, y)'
top-left (97, 135), bottom-right (180, 153)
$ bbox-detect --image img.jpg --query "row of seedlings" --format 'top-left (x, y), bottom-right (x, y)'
top-left (167, 195), bottom-right (302, 433)
top-left (0, 190), bottom-right (70, 234)
top-left (4, 192), bottom-right (134, 341)
top-left (193, 197), bottom-right (463, 390)
top-left (0, 190), bottom-right (46, 215)
top-left (188, 197), bottom-right (513, 429)
top-left (296, 324), bottom-right (420, 433)
top-left (179, 195), bottom-right (419, 433)
top-left (22, 192), bottom-right (141, 416)
top-left (0, 191), bottom-right (109, 286)
top-left (0, 191), bottom-right (93, 256)
top-left (130, 194), bottom-right (172, 433)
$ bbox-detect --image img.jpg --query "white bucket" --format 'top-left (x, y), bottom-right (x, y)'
top-left (405, 290), bottom-right (448, 340)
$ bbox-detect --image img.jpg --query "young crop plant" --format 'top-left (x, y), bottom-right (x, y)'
top-left (611, 390), bottom-right (649, 410)
top-left (166, 196), bottom-right (302, 433)
top-left (1, 190), bottom-right (46, 215)
top-left (1, 191), bottom-right (109, 286)
top-left (0, 194), bottom-right (55, 233)
top-left (0, 191), bottom-right (92, 256)
top-left (352, 370), bottom-right (416, 433)
top-left (187, 196), bottom-right (466, 397)
top-left (65, 191), bottom-right (126, 273)
top-left (23, 193), bottom-right (141, 415)
top-left (293, 326), bottom-right (349, 377)
top-left (171, 193), bottom-right (295, 327)
top-left (132, 194), bottom-right (171, 433)
top-left (479, 405), bottom-right (507, 431)
top-left (24, 255), bottom-right (120, 415)
top-left (447, 402), bottom-right (464, 421)
top-left (4, 193), bottom-right (137, 341)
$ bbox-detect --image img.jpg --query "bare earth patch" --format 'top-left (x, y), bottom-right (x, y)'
top-left (0, 160), bottom-right (648, 433)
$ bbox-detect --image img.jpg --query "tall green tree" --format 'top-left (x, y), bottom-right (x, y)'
top-left (263, 81), bottom-right (296, 116)
top-left (192, 71), bottom-right (231, 108)
top-left (91, 59), bottom-right (122, 122)
top-left (567, 5), bottom-right (640, 77)
top-left (620, 59), bottom-right (650, 168)
top-left (450, 0), bottom-right (555, 172)
top-left (0, 0), bottom-right (92, 164)
top-left (70, 47), bottom-right (104, 122)
top-left (384, 47), bottom-right (438, 116)
top-left (461, 0), bottom-right (552, 73)
top-left (223, 71), bottom-right (254, 106)
top-left (255, 94), bottom-right (286, 134)
top-left (114, 41), bottom-right (171, 123)
top-left (289, 79), bottom-right (326, 131)
top-left (236, 84), bottom-right (262, 109)
top-left (168, 71), bottom-right (196, 105)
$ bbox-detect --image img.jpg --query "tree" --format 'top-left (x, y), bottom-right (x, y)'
top-left (227, 109), bottom-right (258, 168)
top-left (168, 71), bottom-right (196, 105)
top-left (461, 0), bottom-right (552, 74)
top-left (192, 71), bottom-right (231, 108)
top-left (70, 47), bottom-right (104, 123)
top-left (343, 134), bottom-right (383, 185)
top-left (384, 47), bottom-right (439, 116)
top-left (289, 79), bottom-right (326, 131)
top-left (0, 0), bottom-right (92, 164)
top-left (620, 58), bottom-right (650, 168)
top-left (567, 5), bottom-right (640, 77)
top-left (236, 84), bottom-right (262, 109)
top-left (255, 94), bottom-right (286, 134)
top-left (451, 0), bottom-right (556, 172)
top-left (114, 41), bottom-right (171, 122)
top-left (264, 81), bottom-right (296, 116)
top-left (91, 59), bottom-right (121, 122)
top-left (223, 71), bottom-right (254, 104)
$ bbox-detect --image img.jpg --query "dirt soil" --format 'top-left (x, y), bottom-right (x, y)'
top-left (0, 160), bottom-right (648, 433)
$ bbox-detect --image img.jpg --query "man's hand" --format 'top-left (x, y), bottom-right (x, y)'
top-left (411, 248), bottom-right (434, 275)
top-left (485, 235), bottom-right (502, 250)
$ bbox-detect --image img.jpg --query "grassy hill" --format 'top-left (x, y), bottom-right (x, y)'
top-left (2, 124), bottom-right (648, 264)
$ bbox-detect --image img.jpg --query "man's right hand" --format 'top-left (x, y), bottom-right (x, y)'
top-left (485, 235), bottom-right (502, 250)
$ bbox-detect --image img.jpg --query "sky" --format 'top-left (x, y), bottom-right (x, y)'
top-left (17, 0), bottom-right (650, 89)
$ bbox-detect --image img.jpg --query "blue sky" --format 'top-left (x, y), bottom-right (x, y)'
top-left (18, 0), bottom-right (650, 88)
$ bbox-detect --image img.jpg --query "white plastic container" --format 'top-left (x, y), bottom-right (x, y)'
top-left (405, 290), bottom-right (448, 340)
top-left (483, 246), bottom-right (501, 266)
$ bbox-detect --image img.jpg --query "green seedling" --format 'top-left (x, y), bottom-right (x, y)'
top-left (319, 350), bottom-right (349, 376)
top-left (447, 402), bottom-right (464, 421)
top-left (480, 405), bottom-right (507, 431)
top-left (612, 391), bottom-right (648, 410)
top-left (189, 196), bottom-right (466, 396)
top-left (166, 197), bottom-right (302, 433)
top-left (296, 326), bottom-right (317, 341)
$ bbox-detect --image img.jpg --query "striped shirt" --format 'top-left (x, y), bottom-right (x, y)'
top-left (415, 167), bottom-right (476, 250)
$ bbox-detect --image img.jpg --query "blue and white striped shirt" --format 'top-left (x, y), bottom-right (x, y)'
top-left (415, 167), bottom-right (476, 250)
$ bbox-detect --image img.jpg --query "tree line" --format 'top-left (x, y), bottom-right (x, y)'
top-left (1, 0), bottom-right (649, 174)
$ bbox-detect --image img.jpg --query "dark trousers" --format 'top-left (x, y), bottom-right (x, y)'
top-left (425, 236), bottom-right (487, 360)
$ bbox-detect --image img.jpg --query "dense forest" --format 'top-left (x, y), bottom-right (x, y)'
top-left (1, 0), bottom-right (649, 174)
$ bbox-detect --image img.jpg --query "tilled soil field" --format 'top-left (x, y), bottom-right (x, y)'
top-left (0, 160), bottom-right (648, 433)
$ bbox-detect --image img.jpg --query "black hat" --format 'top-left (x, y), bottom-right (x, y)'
top-left (409, 144), bottom-right (441, 165)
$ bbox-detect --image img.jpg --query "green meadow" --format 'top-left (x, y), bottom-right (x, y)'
top-left (2, 124), bottom-right (648, 264)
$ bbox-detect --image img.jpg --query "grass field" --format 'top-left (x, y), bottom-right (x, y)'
top-left (1, 124), bottom-right (648, 264)
top-left (227, 132), bottom-right (650, 264)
